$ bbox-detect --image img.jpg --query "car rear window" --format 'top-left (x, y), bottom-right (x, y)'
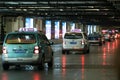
top-left (64, 33), bottom-right (83, 39)
top-left (5, 34), bottom-right (36, 44)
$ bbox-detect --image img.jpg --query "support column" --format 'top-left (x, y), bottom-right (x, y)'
top-left (66, 22), bottom-right (71, 32)
top-left (75, 23), bottom-right (79, 29)
top-left (51, 20), bottom-right (55, 39)
top-left (1, 16), bottom-right (5, 41)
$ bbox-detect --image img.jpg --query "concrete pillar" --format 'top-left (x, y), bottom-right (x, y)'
top-left (59, 21), bottom-right (62, 39)
top-left (12, 17), bottom-right (19, 32)
top-left (75, 23), bottom-right (79, 29)
top-left (83, 24), bottom-right (87, 32)
top-left (18, 16), bottom-right (24, 29)
top-left (66, 22), bottom-right (71, 32)
top-left (51, 20), bottom-right (55, 39)
top-left (5, 17), bottom-right (13, 33)
top-left (80, 24), bottom-right (84, 32)
top-left (96, 25), bottom-right (100, 33)
top-left (35, 18), bottom-right (43, 31)
top-left (0, 16), bottom-right (1, 31)
top-left (92, 25), bottom-right (94, 33)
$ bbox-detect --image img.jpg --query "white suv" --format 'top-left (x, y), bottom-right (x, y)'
top-left (62, 32), bottom-right (90, 54)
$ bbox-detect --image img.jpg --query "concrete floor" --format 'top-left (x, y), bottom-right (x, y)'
top-left (0, 39), bottom-right (120, 80)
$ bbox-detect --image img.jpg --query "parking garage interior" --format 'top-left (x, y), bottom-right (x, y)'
top-left (0, 0), bottom-right (120, 80)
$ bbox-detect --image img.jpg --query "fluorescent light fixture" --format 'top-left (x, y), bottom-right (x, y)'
top-left (62, 22), bottom-right (66, 38)
top-left (45, 20), bottom-right (51, 39)
top-left (55, 21), bottom-right (60, 39)
top-left (94, 25), bottom-right (96, 32)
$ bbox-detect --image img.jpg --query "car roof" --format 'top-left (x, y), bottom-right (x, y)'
top-left (65, 32), bottom-right (84, 34)
top-left (6, 31), bottom-right (42, 35)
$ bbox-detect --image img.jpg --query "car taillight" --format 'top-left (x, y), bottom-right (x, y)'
top-left (98, 38), bottom-right (101, 40)
top-left (63, 41), bottom-right (66, 44)
top-left (81, 40), bottom-right (85, 45)
top-left (2, 46), bottom-right (7, 54)
top-left (34, 46), bottom-right (40, 54)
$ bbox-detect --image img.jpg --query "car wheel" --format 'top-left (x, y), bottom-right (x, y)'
top-left (103, 41), bottom-right (105, 44)
top-left (62, 50), bottom-right (69, 54)
top-left (99, 42), bottom-right (102, 46)
top-left (48, 56), bottom-right (53, 68)
top-left (15, 65), bottom-right (21, 70)
top-left (87, 48), bottom-right (90, 53)
top-left (83, 46), bottom-right (87, 54)
top-left (66, 51), bottom-right (69, 54)
top-left (2, 63), bottom-right (9, 70)
top-left (37, 56), bottom-right (45, 70)
top-left (62, 50), bottom-right (65, 54)
top-left (109, 39), bottom-right (111, 42)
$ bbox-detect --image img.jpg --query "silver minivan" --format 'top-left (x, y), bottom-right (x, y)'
top-left (62, 32), bottom-right (90, 54)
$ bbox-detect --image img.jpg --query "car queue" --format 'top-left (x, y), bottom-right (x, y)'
top-left (1, 28), bottom-right (120, 70)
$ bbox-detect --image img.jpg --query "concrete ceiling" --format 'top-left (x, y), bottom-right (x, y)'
top-left (0, 0), bottom-right (120, 26)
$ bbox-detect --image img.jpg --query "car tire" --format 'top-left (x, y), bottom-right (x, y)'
top-left (66, 51), bottom-right (69, 54)
top-left (62, 50), bottom-right (65, 54)
top-left (87, 48), bottom-right (90, 53)
top-left (48, 56), bottom-right (53, 68)
top-left (109, 39), bottom-right (111, 42)
top-left (2, 63), bottom-right (9, 70)
top-left (37, 56), bottom-right (45, 70)
top-left (99, 42), bottom-right (102, 46)
top-left (62, 50), bottom-right (69, 54)
top-left (83, 46), bottom-right (87, 54)
top-left (103, 41), bottom-right (105, 44)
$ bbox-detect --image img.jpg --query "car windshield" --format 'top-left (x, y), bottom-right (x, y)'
top-left (64, 33), bottom-right (83, 39)
top-left (5, 33), bottom-right (36, 44)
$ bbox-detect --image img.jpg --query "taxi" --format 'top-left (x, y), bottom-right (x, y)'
top-left (62, 29), bottom-right (90, 54)
top-left (2, 28), bottom-right (54, 70)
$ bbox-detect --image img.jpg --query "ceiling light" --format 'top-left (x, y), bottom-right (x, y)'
top-left (45, 13), bottom-right (48, 15)
top-left (23, 9), bottom-right (27, 11)
top-left (9, 7), bottom-right (13, 9)
top-left (60, 9), bottom-right (63, 11)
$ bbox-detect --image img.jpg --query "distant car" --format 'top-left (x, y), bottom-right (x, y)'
top-left (104, 33), bottom-right (115, 42)
top-left (103, 33), bottom-right (112, 42)
top-left (88, 33), bottom-right (103, 46)
top-left (2, 28), bottom-right (54, 70)
top-left (62, 32), bottom-right (90, 54)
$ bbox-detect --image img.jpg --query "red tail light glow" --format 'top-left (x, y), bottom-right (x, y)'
top-left (34, 46), bottom-right (39, 50)
top-left (34, 46), bottom-right (39, 54)
top-left (2, 46), bottom-right (7, 54)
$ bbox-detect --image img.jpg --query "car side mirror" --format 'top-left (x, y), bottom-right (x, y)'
top-left (49, 41), bottom-right (54, 45)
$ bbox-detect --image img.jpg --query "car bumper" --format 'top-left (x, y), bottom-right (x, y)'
top-left (2, 56), bottom-right (41, 65)
top-left (62, 48), bottom-right (84, 51)
top-left (89, 40), bottom-right (101, 43)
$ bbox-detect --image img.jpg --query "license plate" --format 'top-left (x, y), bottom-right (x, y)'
top-left (70, 42), bottom-right (77, 44)
top-left (14, 49), bottom-right (26, 53)
top-left (17, 58), bottom-right (23, 61)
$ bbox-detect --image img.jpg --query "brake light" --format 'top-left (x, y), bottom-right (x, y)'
top-left (34, 46), bottom-right (39, 54)
top-left (2, 46), bottom-right (7, 54)
top-left (81, 40), bottom-right (85, 45)
top-left (98, 38), bottom-right (101, 40)
top-left (63, 41), bottom-right (66, 44)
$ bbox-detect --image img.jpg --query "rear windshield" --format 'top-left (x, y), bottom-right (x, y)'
top-left (64, 33), bottom-right (83, 39)
top-left (5, 34), bottom-right (36, 44)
